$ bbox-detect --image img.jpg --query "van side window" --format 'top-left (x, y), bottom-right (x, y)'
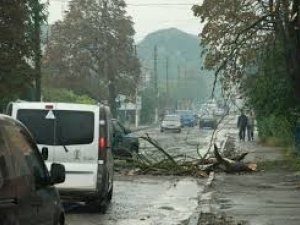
top-left (3, 126), bottom-right (48, 184)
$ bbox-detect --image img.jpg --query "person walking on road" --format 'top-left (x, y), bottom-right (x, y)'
top-left (237, 110), bottom-right (248, 141)
top-left (247, 111), bottom-right (255, 141)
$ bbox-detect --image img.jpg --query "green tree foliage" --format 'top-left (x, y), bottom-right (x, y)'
top-left (193, 0), bottom-right (300, 144)
top-left (43, 88), bottom-right (97, 104)
top-left (140, 87), bottom-right (156, 124)
top-left (43, 0), bottom-right (141, 116)
top-left (0, 0), bottom-right (45, 103)
top-left (243, 40), bottom-right (295, 144)
top-left (193, 0), bottom-right (300, 99)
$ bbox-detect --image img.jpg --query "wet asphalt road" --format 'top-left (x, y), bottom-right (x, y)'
top-left (65, 126), bottom-right (215, 225)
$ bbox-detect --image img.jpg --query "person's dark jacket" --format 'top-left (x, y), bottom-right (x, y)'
top-left (237, 114), bottom-right (248, 128)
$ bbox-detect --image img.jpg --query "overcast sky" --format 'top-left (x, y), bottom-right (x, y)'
top-left (47, 0), bottom-right (203, 42)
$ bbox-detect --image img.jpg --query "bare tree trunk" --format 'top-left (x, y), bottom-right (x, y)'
top-left (108, 81), bottom-right (117, 117)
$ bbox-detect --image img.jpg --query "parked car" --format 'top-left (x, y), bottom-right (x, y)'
top-left (180, 114), bottom-right (197, 127)
top-left (175, 110), bottom-right (197, 127)
top-left (199, 113), bottom-right (217, 129)
top-left (8, 102), bottom-right (114, 211)
top-left (161, 114), bottom-right (182, 133)
top-left (214, 108), bottom-right (225, 117)
top-left (0, 114), bottom-right (65, 225)
top-left (111, 119), bottom-right (139, 158)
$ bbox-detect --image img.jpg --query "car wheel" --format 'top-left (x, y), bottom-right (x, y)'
top-left (160, 128), bottom-right (164, 132)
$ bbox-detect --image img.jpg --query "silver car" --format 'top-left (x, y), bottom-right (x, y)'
top-left (160, 114), bottom-right (182, 133)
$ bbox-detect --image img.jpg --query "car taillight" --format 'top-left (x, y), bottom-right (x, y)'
top-left (98, 137), bottom-right (106, 160)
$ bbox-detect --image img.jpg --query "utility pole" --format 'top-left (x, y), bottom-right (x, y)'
top-left (33, 0), bottom-right (42, 101)
top-left (177, 65), bottom-right (181, 110)
top-left (134, 45), bottom-right (139, 128)
top-left (154, 45), bottom-right (158, 122)
top-left (166, 56), bottom-right (169, 105)
top-left (177, 65), bottom-right (180, 86)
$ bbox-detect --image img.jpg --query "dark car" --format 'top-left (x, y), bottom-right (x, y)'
top-left (180, 114), bottom-right (197, 127)
top-left (0, 114), bottom-right (66, 225)
top-left (111, 119), bottom-right (139, 158)
top-left (199, 113), bottom-right (217, 129)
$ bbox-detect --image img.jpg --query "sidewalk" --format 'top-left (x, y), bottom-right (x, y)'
top-left (205, 138), bottom-right (300, 225)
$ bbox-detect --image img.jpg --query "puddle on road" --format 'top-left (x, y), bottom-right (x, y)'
top-left (66, 176), bottom-right (205, 225)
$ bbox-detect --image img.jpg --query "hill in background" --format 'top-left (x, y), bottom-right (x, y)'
top-left (137, 28), bottom-right (215, 106)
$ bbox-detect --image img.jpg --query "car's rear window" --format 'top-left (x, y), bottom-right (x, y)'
top-left (17, 109), bottom-right (94, 145)
top-left (164, 115), bottom-right (180, 121)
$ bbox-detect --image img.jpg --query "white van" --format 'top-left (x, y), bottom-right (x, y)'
top-left (8, 102), bottom-right (114, 210)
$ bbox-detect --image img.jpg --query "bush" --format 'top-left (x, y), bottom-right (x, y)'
top-left (257, 114), bottom-right (294, 146)
top-left (42, 88), bottom-right (97, 105)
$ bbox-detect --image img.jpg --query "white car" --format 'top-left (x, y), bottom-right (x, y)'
top-left (160, 114), bottom-right (181, 133)
top-left (8, 102), bottom-right (114, 211)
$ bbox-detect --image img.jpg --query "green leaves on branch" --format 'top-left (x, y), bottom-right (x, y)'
top-left (43, 0), bottom-right (141, 109)
top-left (42, 88), bottom-right (97, 105)
top-left (0, 0), bottom-right (45, 101)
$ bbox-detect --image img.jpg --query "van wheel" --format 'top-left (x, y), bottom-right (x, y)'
top-left (98, 186), bottom-right (113, 213)
top-left (90, 196), bottom-right (109, 214)
top-left (107, 185), bottom-right (113, 202)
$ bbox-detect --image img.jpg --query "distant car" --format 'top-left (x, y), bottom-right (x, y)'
top-left (111, 119), bottom-right (139, 158)
top-left (0, 114), bottom-right (65, 225)
top-left (199, 113), bottom-right (217, 129)
top-left (180, 114), bottom-right (197, 127)
top-left (175, 110), bottom-right (197, 127)
top-left (214, 108), bottom-right (225, 117)
top-left (161, 114), bottom-right (182, 133)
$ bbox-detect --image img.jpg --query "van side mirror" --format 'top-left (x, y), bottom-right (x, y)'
top-left (41, 147), bottom-right (48, 160)
top-left (50, 163), bottom-right (65, 184)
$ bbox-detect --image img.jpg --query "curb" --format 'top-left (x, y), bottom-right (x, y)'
top-left (188, 133), bottom-right (231, 225)
top-left (188, 172), bottom-right (215, 225)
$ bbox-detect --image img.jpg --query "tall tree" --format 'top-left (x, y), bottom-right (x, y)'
top-left (192, 0), bottom-right (300, 101)
top-left (43, 0), bottom-right (141, 116)
top-left (0, 0), bottom-right (45, 103)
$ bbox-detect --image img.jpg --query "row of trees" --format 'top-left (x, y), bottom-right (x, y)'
top-left (193, 0), bottom-right (300, 144)
top-left (0, 0), bottom-right (45, 106)
top-left (0, 0), bottom-right (140, 117)
top-left (43, 0), bottom-right (141, 116)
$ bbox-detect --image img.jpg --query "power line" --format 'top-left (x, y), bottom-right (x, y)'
top-left (127, 3), bottom-right (193, 6)
top-left (49, 0), bottom-right (194, 7)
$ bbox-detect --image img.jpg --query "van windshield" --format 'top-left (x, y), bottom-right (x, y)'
top-left (17, 109), bottom-right (94, 145)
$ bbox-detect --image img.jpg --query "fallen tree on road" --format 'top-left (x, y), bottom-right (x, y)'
top-left (116, 134), bottom-right (257, 177)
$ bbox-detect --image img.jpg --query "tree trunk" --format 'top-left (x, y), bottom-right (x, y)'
top-left (33, 0), bottom-right (42, 101)
top-left (108, 82), bottom-right (117, 117)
